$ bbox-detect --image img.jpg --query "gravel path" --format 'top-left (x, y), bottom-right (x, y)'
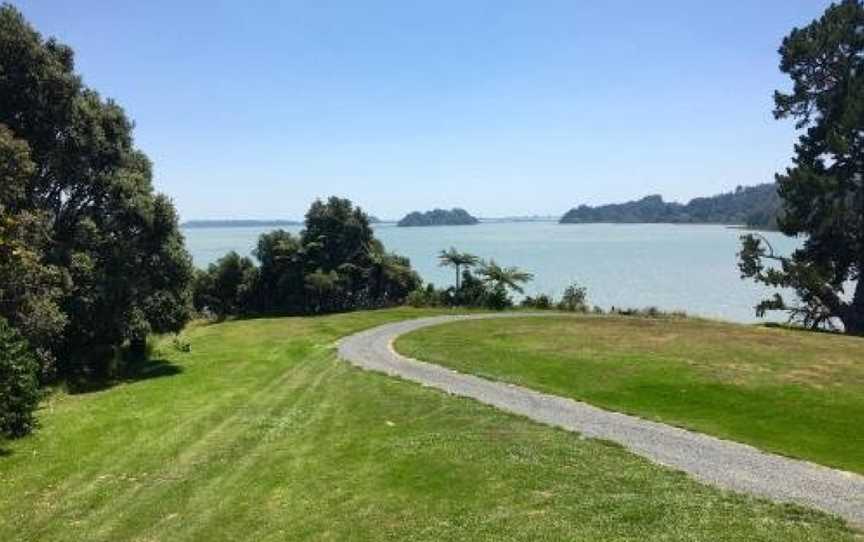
top-left (338, 313), bottom-right (864, 528)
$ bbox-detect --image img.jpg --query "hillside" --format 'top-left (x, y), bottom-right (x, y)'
top-left (560, 184), bottom-right (780, 228)
top-left (0, 310), bottom-right (855, 540)
top-left (397, 208), bottom-right (479, 227)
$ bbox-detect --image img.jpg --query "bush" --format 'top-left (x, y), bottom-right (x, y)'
top-left (481, 284), bottom-right (513, 310)
top-left (521, 294), bottom-right (554, 310)
top-left (0, 318), bottom-right (41, 438)
top-left (407, 284), bottom-right (442, 308)
top-left (558, 283), bottom-right (589, 312)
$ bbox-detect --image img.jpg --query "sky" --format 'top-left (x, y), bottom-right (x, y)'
top-left (14, 0), bottom-right (833, 220)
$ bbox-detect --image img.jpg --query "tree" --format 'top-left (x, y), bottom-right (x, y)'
top-left (558, 283), bottom-right (588, 312)
top-left (0, 5), bottom-right (194, 370)
top-left (0, 317), bottom-right (40, 438)
top-left (478, 260), bottom-right (534, 294)
top-left (193, 252), bottom-right (257, 317)
top-left (365, 241), bottom-right (421, 307)
top-left (438, 247), bottom-right (479, 290)
top-left (738, 0), bottom-right (864, 334)
top-left (253, 230), bottom-right (306, 313)
top-left (301, 197), bottom-right (374, 274)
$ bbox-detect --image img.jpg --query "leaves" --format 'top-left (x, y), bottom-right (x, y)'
top-left (477, 260), bottom-right (534, 294)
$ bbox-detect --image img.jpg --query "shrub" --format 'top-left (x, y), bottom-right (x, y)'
top-left (482, 284), bottom-right (513, 310)
top-left (521, 294), bottom-right (554, 310)
top-left (172, 335), bottom-right (192, 353)
top-left (558, 283), bottom-right (589, 312)
top-left (407, 286), bottom-right (440, 308)
top-left (0, 318), bottom-right (41, 438)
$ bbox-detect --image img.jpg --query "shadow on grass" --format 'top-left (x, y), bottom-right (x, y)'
top-left (66, 358), bottom-right (183, 395)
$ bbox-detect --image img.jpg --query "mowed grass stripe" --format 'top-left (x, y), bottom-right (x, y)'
top-left (86, 350), bottom-right (338, 540)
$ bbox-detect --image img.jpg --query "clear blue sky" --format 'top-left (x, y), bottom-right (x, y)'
top-left (15, 0), bottom-right (832, 220)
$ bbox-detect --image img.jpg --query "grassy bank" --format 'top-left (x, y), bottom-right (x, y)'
top-left (396, 315), bottom-right (864, 474)
top-left (0, 309), bottom-right (857, 540)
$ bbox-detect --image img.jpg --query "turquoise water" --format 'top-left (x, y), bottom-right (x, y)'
top-left (182, 222), bottom-right (800, 323)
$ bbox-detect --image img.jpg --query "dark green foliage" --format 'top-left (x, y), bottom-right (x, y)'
top-left (195, 197), bottom-right (421, 317)
top-left (0, 318), bottom-right (40, 438)
top-left (520, 283), bottom-right (593, 312)
top-left (298, 197), bottom-right (421, 312)
top-left (520, 294), bottom-right (554, 309)
top-left (560, 184), bottom-right (780, 228)
top-left (739, 1), bottom-right (864, 334)
top-left (412, 254), bottom-right (533, 311)
top-left (0, 125), bottom-right (66, 379)
top-left (253, 229), bottom-right (305, 312)
top-left (0, 5), bottom-right (194, 377)
top-left (302, 197), bottom-right (374, 273)
top-left (557, 283), bottom-right (588, 312)
top-left (397, 208), bottom-right (479, 227)
top-left (193, 252), bottom-right (257, 317)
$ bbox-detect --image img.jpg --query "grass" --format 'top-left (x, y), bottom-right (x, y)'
top-left (395, 314), bottom-right (864, 474)
top-left (0, 308), bottom-right (858, 541)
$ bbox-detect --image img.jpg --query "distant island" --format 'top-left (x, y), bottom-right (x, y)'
top-left (397, 208), bottom-right (479, 227)
top-left (560, 184), bottom-right (780, 229)
top-left (182, 219), bottom-right (302, 229)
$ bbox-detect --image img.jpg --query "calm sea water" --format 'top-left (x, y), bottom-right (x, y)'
top-left (182, 222), bottom-right (800, 323)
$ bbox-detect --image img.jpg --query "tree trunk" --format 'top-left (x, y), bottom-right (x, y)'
top-left (129, 337), bottom-right (147, 360)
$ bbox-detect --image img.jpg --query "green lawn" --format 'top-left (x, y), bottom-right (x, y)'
top-left (0, 309), bottom-right (857, 541)
top-left (395, 314), bottom-right (864, 474)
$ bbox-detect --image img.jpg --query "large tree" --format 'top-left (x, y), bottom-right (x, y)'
top-left (0, 5), bottom-right (194, 371)
top-left (739, 0), bottom-right (864, 334)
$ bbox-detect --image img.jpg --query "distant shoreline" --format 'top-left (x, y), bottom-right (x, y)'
top-left (181, 220), bottom-right (302, 229)
top-left (180, 218), bottom-right (777, 230)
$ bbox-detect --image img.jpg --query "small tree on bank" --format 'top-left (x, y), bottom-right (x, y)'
top-left (438, 247), bottom-right (479, 290)
top-left (739, 0), bottom-right (864, 334)
top-left (477, 260), bottom-right (534, 295)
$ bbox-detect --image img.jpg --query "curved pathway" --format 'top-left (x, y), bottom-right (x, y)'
top-left (338, 313), bottom-right (864, 528)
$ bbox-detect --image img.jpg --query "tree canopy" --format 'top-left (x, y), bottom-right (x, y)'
top-left (739, 0), bottom-right (864, 333)
top-left (0, 4), bottom-right (194, 378)
top-left (193, 197), bottom-right (421, 317)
